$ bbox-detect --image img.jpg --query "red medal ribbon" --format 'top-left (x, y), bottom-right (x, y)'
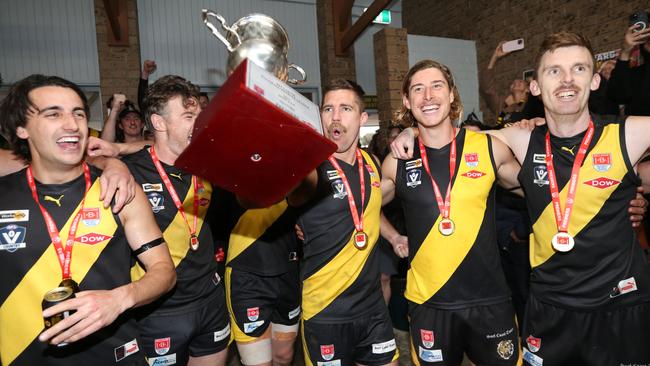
top-left (150, 147), bottom-right (199, 246)
top-left (545, 120), bottom-right (595, 233)
top-left (27, 163), bottom-right (91, 280)
top-left (328, 149), bottom-right (367, 234)
top-left (418, 128), bottom-right (457, 220)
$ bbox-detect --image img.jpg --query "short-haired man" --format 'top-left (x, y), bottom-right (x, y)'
top-left (121, 75), bottom-right (230, 366)
top-left (393, 32), bottom-right (650, 365)
top-left (289, 79), bottom-right (398, 366)
top-left (0, 74), bottom-right (176, 365)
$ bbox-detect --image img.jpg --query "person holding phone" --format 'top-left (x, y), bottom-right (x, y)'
top-left (608, 11), bottom-right (650, 116)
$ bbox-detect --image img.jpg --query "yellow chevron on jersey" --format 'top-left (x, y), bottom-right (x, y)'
top-left (530, 123), bottom-right (626, 268)
top-left (0, 181), bottom-right (117, 365)
top-left (131, 178), bottom-right (212, 280)
top-left (226, 200), bottom-right (288, 265)
top-left (405, 131), bottom-right (496, 304)
top-left (302, 150), bottom-right (381, 320)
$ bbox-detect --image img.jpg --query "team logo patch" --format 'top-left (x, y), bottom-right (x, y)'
top-left (81, 208), bottom-right (100, 226)
top-left (533, 154), bottom-right (546, 164)
top-left (418, 347), bottom-right (443, 362)
top-left (76, 232), bottom-right (112, 245)
top-left (406, 169), bottom-right (422, 188)
top-left (114, 338), bottom-right (139, 362)
top-left (592, 153), bottom-right (612, 172)
top-left (331, 179), bottom-right (347, 199)
top-left (147, 192), bottom-right (165, 213)
top-left (0, 224), bottom-right (26, 252)
top-left (243, 320), bottom-right (264, 333)
top-left (327, 170), bottom-right (341, 180)
top-left (462, 170), bottom-right (486, 179)
top-left (147, 353), bottom-right (176, 366)
top-left (533, 165), bottom-right (549, 186)
top-left (0, 210), bottom-right (29, 223)
top-left (142, 183), bottom-right (163, 192)
top-left (464, 153), bottom-right (479, 167)
top-left (583, 177), bottom-right (620, 189)
top-left (523, 348), bottom-right (543, 366)
top-left (526, 335), bottom-right (541, 352)
top-left (497, 340), bottom-right (514, 360)
top-left (247, 307), bottom-right (260, 321)
top-left (421, 329), bottom-right (434, 348)
top-left (320, 344), bottom-right (335, 361)
top-left (214, 324), bottom-right (230, 342)
top-left (372, 339), bottom-right (396, 354)
top-left (406, 158), bottom-right (422, 170)
top-left (154, 337), bottom-right (170, 355)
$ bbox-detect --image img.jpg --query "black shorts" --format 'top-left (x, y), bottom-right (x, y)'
top-left (409, 300), bottom-right (519, 366)
top-left (302, 309), bottom-right (398, 366)
top-left (378, 237), bottom-right (399, 276)
top-left (137, 287), bottom-right (230, 365)
top-left (522, 295), bottom-right (650, 366)
top-left (226, 267), bottom-right (301, 342)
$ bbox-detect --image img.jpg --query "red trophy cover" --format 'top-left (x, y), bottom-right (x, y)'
top-left (175, 59), bottom-right (336, 206)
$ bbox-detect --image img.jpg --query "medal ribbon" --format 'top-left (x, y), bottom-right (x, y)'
top-left (545, 120), bottom-right (595, 233)
top-left (150, 147), bottom-right (199, 245)
top-left (27, 163), bottom-right (91, 280)
top-left (418, 128), bottom-right (457, 220)
top-left (328, 148), bottom-right (367, 234)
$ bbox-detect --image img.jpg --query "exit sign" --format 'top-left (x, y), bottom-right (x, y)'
top-left (364, 8), bottom-right (391, 24)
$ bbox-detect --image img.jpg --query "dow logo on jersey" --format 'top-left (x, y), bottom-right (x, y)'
top-left (462, 170), bottom-right (486, 179)
top-left (0, 224), bottom-right (26, 252)
top-left (76, 233), bottom-right (113, 245)
top-left (320, 344), bottom-right (335, 361)
top-left (147, 192), bottom-right (165, 213)
top-left (583, 177), bottom-right (620, 189)
top-left (406, 169), bottom-right (422, 188)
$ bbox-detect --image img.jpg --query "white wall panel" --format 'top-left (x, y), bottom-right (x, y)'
top-left (408, 35), bottom-right (482, 122)
top-left (138, 0), bottom-right (321, 88)
top-left (0, 0), bottom-right (99, 85)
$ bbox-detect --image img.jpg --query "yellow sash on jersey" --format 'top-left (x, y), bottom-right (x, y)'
top-left (0, 181), bottom-right (118, 364)
top-left (530, 124), bottom-right (627, 268)
top-left (131, 178), bottom-right (212, 279)
top-left (405, 131), bottom-right (496, 304)
top-left (302, 150), bottom-right (381, 320)
top-left (226, 200), bottom-right (288, 265)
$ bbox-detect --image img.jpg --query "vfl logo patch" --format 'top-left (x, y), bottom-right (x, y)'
top-left (461, 170), bottom-right (486, 179)
top-left (592, 153), bottom-right (612, 172)
top-left (331, 179), bottom-right (347, 199)
top-left (0, 210), bottom-right (29, 223)
top-left (147, 192), bottom-right (165, 213)
top-left (406, 158), bottom-right (422, 170)
top-left (81, 208), bottom-right (100, 227)
top-left (320, 344), bottom-right (335, 361)
top-left (532, 154), bottom-right (546, 164)
top-left (76, 233), bottom-right (112, 245)
top-left (464, 153), bottom-right (479, 167)
top-left (421, 329), bottom-right (434, 349)
top-left (583, 177), bottom-right (620, 189)
top-left (406, 169), bottom-right (422, 188)
top-left (154, 337), bottom-right (170, 355)
top-left (0, 224), bottom-right (26, 252)
top-left (533, 165), bottom-right (549, 187)
top-left (142, 183), bottom-right (163, 192)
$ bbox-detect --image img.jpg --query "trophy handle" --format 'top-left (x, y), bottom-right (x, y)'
top-left (202, 9), bottom-right (241, 52)
top-left (287, 63), bottom-right (307, 85)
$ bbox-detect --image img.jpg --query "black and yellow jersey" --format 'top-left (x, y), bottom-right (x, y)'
top-left (123, 148), bottom-right (219, 311)
top-left (296, 150), bottom-right (384, 322)
top-left (213, 190), bottom-right (298, 276)
top-left (0, 168), bottom-right (141, 365)
top-left (395, 129), bottom-right (510, 308)
top-left (518, 115), bottom-right (650, 309)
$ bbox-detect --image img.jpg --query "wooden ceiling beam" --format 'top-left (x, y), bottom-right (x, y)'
top-left (333, 0), bottom-right (393, 56)
top-left (103, 0), bottom-right (129, 46)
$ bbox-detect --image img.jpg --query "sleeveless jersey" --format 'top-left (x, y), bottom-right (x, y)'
top-left (123, 148), bottom-right (219, 311)
top-left (220, 191), bottom-right (298, 276)
top-left (0, 167), bottom-right (139, 365)
top-left (396, 129), bottom-right (510, 308)
top-left (518, 115), bottom-right (650, 309)
top-left (297, 150), bottom-right (384, 322)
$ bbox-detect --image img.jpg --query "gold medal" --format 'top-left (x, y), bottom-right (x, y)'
top-left (438, 218), bottom-right (455, 236)
top-left (190, 235), bottom-right (199, 251)
top-left (551, 232), bottom-right (574, 252)
top-left (354, 231), bottom-right (368, 250)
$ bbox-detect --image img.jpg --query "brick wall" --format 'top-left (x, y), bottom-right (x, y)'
top-left (374, 28), bottom-right (409, 129)
top-left (94, 0), bottom-right (141, 119)
top-left (403, 0), bottom-right (649, 124)
top-left (316, 0), bottom-right (357, 86)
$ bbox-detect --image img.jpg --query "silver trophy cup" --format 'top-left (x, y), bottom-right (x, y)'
top-left (202, 10), bottom-right (307, 85)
